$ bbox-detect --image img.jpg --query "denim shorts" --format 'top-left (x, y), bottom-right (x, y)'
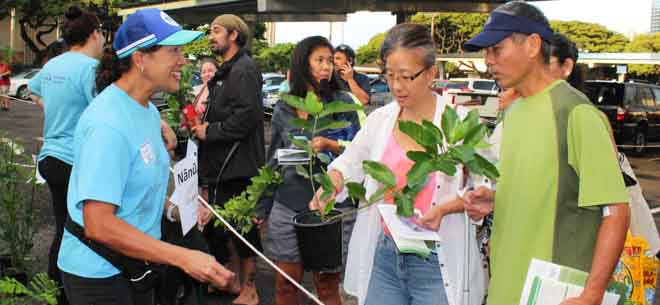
top-left (364, 234), bottom-right (450, 305)
top-left (264, 201), bottom-right (301, 263)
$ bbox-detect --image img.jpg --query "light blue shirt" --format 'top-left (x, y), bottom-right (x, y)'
top-left (29, 51), bottom-right (98, 165)
top-left (58, 84), bottom-right (170, 278)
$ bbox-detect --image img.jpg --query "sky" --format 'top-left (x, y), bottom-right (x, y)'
top-left (274, 0), bottom-right (654, 50)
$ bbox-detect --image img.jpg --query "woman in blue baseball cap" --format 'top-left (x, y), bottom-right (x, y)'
top-left (58, 8), bottom-right (234, 305)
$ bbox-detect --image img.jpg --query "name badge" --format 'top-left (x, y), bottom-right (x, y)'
top-left (140, 141), bottom-right (155, 165)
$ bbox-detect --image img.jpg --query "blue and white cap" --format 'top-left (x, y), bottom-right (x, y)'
top-left (113, 8), bottom-right (203, 59)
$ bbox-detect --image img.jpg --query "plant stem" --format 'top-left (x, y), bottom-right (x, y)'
top-left (308, 115), bottom-right (319, 200)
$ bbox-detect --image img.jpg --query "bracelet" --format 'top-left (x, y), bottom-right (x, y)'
top-left (166, 203), bottom-right (178, 222)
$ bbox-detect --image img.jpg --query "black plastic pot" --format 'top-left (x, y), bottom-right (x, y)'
top-left (293, 209), bottom-right (343, 272)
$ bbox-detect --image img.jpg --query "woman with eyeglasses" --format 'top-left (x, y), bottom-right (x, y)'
top-left (27, 7), bottom-right (105, 305)
top-left (255, 35), bottom-right (360, 305)
top-left (309, 23), bottom-right (486, 305)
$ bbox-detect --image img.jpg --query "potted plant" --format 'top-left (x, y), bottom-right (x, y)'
top-left (275, 92), bottom-right (363, 271)
top-left (162, 63), bottom-right (199, 159)
top-left (212, 91), bottom-right (362, 271)
top-left (0, 136), bottom-right (39, 284)
top-left (0, 272), bottom-right (60, 305)
top-left (340, 106), bottom-right (499, 221)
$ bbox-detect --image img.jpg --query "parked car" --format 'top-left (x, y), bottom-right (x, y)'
top-left (8, 69), bottom-right (40, 101)
top-left (261, 73), bottom-right (285, 111)
top-left (369, 77), bottom-right (393, 109)
top-left (435, 78), bottom-right (498, 96)
top-left (585, 80), bottom-right (660, 154)
top-left (262, 73), bottom-right (285, 92)
top-left (262, 88), bottom-right (280, 112)
top-left (442, 90), bottom-right (500, 124)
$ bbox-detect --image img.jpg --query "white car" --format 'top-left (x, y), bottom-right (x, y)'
top-left (9, 69), bottom-right (40, 100)
top-left (441, 78), bottom-right (499, 96)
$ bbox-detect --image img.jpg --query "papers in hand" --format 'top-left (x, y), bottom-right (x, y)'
top-left (520, 259), bottom-right (622, 305)
top-left (276, 149), bottom-right (310, 166)
top-left (377, 204), bottom-right (441, 257)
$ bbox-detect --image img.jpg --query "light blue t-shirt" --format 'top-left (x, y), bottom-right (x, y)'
top-left (29, 51), bottom-right (98, 165)
top-left (58, 84), bottom-right (170, 278)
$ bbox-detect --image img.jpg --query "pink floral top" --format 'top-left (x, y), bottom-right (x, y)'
top-left (380, 132), bottom-right (436, 235)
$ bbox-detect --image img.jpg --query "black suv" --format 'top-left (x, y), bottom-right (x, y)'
top-left (585, 80), bottom-right (660, 154)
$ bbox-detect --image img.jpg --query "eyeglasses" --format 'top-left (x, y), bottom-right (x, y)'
top-left (383, 67), bottom-right (427, 86)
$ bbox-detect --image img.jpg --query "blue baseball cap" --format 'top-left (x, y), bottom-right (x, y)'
top-left (464, 11), bottom-right (554, 52)
top-left (113, 8), bottom-right (203, 59)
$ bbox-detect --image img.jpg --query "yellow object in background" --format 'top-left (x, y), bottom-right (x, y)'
top-left (612, 233), bottom-right (660, 305)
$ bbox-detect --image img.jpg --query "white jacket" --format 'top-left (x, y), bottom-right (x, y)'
top-left (330, 94), bottom-right (487, 305)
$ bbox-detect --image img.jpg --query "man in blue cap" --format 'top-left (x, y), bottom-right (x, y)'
top-left (463, 2), bottom-right (630, 305)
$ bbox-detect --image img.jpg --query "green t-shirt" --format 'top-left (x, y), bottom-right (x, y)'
top-left (488, 80), bottom-right (628, 305)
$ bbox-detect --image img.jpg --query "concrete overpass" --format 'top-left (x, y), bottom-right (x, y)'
top-left (116, 0), bottom-right (542, 23)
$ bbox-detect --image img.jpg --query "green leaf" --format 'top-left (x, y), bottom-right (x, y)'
top-left (363, 160), bottom-right (397, 187)
top-left (317, 153), bottom-right (331, 164)
top-left (432, 159), bottom-right (458, 176)
top-left (406, 151), bottom-right (432, 163)
top-left (463, 109), bottom-right (480, 131)
top-left (368, 186), bottom-right (389, 203)
top-left (441, 106), bottom-right (460, 144)
top-left (289, 118), bottom-right (313, 130)
top-left (315, 118), bottom-right (351, 133)
top-left (403, 178), bottom-right (427, 198)
top-left (304, 91), bottom-right (324, 114)
top-left (318, 101), bottom-right (363, 118)
top-left (281, 93), bottom-right (320, 114)
top-left (449, 145), bottom-right (476, 164)
top-left (463, 124), bottom-right (488, 147)
top-left (323, 199), bottom-right (336, 216)
top-left (346, 182), bottom-right (367, 203)
top-left (295, 165), bottom-right (310, 179)
top-left (394, 192), bottom-right (415, 217)
top-left (422, 120), bottom-right (444, 144)
top-left (406, 159), bottom-right (435, 187)
top-left (398, 120), bottom-right (436, 148)
top-left (315, 173), bottom-right (336, 196)
top-left (475, 153), bottom-right (500, 181)
top-left (289, 135), bottom-right (310, 149)
top-left (474, 139), bottom-right (492, 150)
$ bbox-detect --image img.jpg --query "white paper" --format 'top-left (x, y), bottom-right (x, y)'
top-left (276, 149), bottom-right (310, 165)
top-left (520, 259), bottom-right (621, 305)
top-left (377, 204), bottom-right (441, 241)
top-left (169, 140), bottom-right (199, 235)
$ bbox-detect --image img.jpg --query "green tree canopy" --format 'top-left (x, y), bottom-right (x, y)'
top-left (624, 33), bottom-right (660, 78)
top-left (356, 32), bottom-right (385, 65)
top-left (0, 0), bottom-right (121, 64)
top-left (550, 20), bottom-right (629, 53)
top-left (410, 12), bottom-right (487, 54)
top-left (254, 42), bottom-right (294, 73)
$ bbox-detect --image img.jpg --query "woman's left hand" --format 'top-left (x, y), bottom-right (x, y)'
top-left (416, 205), bottom-right (446, 230)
